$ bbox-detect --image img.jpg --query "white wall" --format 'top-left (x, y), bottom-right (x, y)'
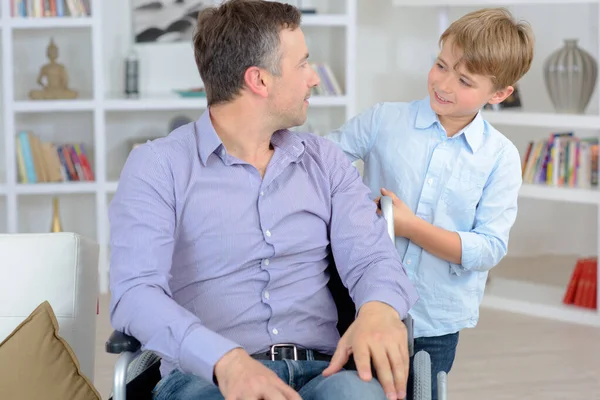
top-left (13, 0), bottom-right (594, 257)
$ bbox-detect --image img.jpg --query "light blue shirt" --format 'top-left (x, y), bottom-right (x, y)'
top-left (326, 97), bottom-right (522, 337)
top-left (108, 108), bottom-right (418, 383)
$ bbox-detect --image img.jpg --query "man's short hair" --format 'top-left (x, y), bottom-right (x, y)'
top-left (439, 8), bottom-right (535, 89)
top-left (193, 0), bottom-right (301, 106)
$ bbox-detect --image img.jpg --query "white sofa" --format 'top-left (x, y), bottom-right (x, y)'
top-left (0, 232), bottom-right (99, 381)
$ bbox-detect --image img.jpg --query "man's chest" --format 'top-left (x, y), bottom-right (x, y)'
top-left (171, 161), bottom-right (332, 279)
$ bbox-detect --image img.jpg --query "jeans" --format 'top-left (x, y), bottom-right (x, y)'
top-left (406, 332), bottom-right (459, 400)
top-left (152, 360), bottom-right (388, 400)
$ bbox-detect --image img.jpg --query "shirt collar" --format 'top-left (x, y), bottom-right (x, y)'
top-left (195, 108), bottom-right (306, 166)
top-left (415, 96), bottom-right (485, 153)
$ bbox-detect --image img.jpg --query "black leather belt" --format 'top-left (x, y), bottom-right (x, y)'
top-left (252, 344), bottom-right (332, 362)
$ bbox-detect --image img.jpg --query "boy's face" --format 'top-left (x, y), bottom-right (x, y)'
top-left (427, 37), bottom-right (513, 124)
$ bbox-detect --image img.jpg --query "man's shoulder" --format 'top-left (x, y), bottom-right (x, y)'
top-left (131, 122), bottom-right (197, 164)
top-left (294, 131), bottom-right (348, 161)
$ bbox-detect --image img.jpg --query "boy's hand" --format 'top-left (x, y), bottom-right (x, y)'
top-left (375, 188), bottom-right (417, 238)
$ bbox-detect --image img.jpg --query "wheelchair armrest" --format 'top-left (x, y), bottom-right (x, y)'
top-left (106, 330), bottom-right (141, 354)
top-left (403, 314), bottom-right (414, 357)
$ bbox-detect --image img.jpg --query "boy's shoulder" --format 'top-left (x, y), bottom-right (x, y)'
top-left (480, 117), bottom-right (520, 157)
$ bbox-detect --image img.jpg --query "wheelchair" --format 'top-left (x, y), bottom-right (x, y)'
top-left (105, 196), bottom-right (446, 400)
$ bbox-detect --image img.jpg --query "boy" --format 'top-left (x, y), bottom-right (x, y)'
top-left (326, 8), bottom-right (534, 400)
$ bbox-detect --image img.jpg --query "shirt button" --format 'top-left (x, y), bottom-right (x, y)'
top-left (272, 328), bottom-right (279, 335)
top-left (264, 259), bottom-right (270, 266)
top-left (265, 230), bottom-right (271, 237)
top-left (428, 178), bottom-right (433, 185)
top-left (220, 149), bottom-right (225, 157)
top-left (406, 259), bottom-right (412, 265)
top-left (264, 291), bottom-right (270, 299)
top-left (260, 191), bottom-right (264, 196)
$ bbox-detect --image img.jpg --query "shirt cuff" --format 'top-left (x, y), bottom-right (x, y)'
top-left (355, 288), bottom-right (413, 321)
top-left (179, 324), bottom-right (242, 384)
top-left (457, 231), bottom-right (482, 272)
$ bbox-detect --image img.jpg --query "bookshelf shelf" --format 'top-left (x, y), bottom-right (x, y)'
top-left (9, 16), bottom-right (93, 29)
top-left (519, 184), bottom-right (600, 205)
top-left (482, 277), bottom-right (600, 327)
top-left (15, 182), bottom-right (98, 195)
top-left (482, 110), bottom-right (600, 130)
top-left (13, 100), bottom-right (96, 113)
top-left (106, 181), bottom-right (118, 194)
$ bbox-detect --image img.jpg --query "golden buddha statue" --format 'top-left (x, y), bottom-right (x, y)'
top-left (29, 38), bottom-right (78, 100)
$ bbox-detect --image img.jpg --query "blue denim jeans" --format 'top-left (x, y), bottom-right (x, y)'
top-left (406, 332), bottom-right (460, 400)
top-left (152, 360), bottom-right (387, 400)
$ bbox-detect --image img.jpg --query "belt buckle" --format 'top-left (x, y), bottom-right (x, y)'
top-left (270, 344), bottom-right (298, 361)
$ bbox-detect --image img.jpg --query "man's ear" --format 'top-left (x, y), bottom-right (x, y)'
top-left (487, 85), bottom-right (514, 105)
top-left (243, 66), bottom-right (270, 98)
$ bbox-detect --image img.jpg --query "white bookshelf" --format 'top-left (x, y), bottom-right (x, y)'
top-left (0, 0), bottom-right (358, 294)
top-left (394, 0), bottom-right (600, 327)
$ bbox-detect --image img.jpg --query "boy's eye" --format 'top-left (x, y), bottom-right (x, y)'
top-left (459, 79), bottom-right (472, 87)
top-left (436, 63), bottom-right (445, 70)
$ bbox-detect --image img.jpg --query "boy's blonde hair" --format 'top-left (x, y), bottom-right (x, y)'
top-left (439, 8), bottom-right (534, 90)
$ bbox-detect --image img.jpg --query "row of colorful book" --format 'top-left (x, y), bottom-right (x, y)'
top-left (563, 257), bottom-right (597, 310)
top-left (16, 131), bottom-right (95, 184)
top-left (521, 132), bottom-right (599, 188)
top-left (11, 0), bottom-right (88, 18)
top-left (310, 62), bottom-right (344, 97)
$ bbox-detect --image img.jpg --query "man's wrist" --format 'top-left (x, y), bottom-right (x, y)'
top-left (358, 301), bottom-right (401, 320)
top-left (214, 347), bottom-right (245, 385)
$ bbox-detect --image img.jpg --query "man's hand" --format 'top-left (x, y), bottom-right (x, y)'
top-left (214, 348), bottom-right (302, 400)
top-left (375, 188), bottom-right (417, 239)
top-left (322, 301), bottom-right (409, 400)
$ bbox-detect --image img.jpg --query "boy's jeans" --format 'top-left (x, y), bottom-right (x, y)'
top-left (152, 360), bottom-right (388, 400)
top-left (406, 332), bottom-right (460, 400)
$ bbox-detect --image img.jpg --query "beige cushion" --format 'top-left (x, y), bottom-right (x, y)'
top-left (0, 301), bottom-right (101, 400)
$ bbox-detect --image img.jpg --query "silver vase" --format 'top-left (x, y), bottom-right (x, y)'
top-left (543, 39), bottom-right (597, 114)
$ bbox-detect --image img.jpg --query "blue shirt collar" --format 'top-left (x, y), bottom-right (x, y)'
top-left (415, 97), bottom-right (485, 153)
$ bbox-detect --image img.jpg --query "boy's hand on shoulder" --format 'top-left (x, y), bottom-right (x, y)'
top-left (375, 188), bottom-right (417, 239)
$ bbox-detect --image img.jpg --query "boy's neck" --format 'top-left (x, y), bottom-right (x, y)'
top-left (438, 113), bottom-right (477, 138)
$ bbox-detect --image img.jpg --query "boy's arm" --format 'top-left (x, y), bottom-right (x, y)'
top-left (324, 102), bottom-right (384, 162)
top-left (382, 144), bottom-right (522, 271)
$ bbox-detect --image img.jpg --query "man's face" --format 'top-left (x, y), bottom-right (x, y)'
top-left (427, 37), bottom-right (510, 122)
top-left (268, 28), bottom-right (320, 129)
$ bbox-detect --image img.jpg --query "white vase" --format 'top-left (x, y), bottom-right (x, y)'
top-left (543, 39), bottom-right (597, 114)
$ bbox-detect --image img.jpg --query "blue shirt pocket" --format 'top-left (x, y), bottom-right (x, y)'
top-left (442, 168), bottom-right (487, 213)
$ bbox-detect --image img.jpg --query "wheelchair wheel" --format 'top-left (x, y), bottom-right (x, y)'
top-left (412, 350), bottom-right (432, 400)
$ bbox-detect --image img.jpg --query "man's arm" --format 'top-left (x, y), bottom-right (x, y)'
top-left (324, 102), bottom-right (384, 162)
top-left (325, 141), bottom-right (418, 320)
top-left (322, 141), bottom-right (418, 398)
top-left (108, 144), bottom-right (240, 384)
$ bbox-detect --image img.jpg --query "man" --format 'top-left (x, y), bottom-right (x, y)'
top-left (109, 1), bottom-right (418, 399)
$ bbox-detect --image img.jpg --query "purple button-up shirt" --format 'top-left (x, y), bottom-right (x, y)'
top-left (108, 109), bottom-right (418, 383)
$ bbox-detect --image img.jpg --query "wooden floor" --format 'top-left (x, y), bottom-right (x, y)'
top-left (93, 293), bottom-right (600, 400)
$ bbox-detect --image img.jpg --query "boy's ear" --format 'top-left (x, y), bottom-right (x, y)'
top-left (487, 86), bottom-right (514, 105)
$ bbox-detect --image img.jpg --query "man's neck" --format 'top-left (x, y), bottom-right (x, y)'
top-left (209, 101), bottom-right (276, 159)
top-left (209, 100), bottom-right (276, 176)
